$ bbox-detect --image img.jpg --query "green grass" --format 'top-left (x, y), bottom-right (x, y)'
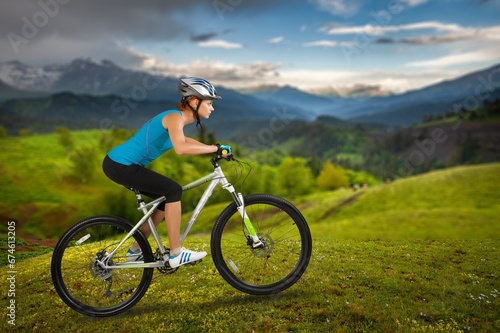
top-left (1, 239), bottom-right (498, 332)
top-left (0, 131), bottom-right (124, 238)
top-left (304, 163), bottom-right (500, 239)
top-left (1, 133), bottom-right (499, 332)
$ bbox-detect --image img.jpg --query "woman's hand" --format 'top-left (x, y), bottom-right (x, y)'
top-left (216, 144), bottom-right (232, 157)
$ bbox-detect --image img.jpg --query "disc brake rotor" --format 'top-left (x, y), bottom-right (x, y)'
top-left (251, 233), bottom-right (274, 258)
top-left (89, 251), bottom-right (114, 280)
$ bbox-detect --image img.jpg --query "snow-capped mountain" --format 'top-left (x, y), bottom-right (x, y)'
top-left (0, 60), bottom-right (63, 92)
top-left (1, 58), bottom-right (499, 127)
top-left (0, 58), bottom-right (177, 98)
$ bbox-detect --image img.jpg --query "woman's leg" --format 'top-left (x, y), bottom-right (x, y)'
top-left (130, 209), bottom-right (164, 251)
top-left (103, 156), bottom-right (194, 259)
top-left (139, 209), bottom-right (164, 237)
top-left (164, 200), bottom-right (207, 268)
top-left (164, 201), bottom-right (182, 254)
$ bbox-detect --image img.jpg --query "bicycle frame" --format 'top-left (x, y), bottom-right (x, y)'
top-left (102, 160), bottom-right (262, 270)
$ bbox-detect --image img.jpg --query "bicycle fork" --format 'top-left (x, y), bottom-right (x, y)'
top-left (219, 174), bottom-right (264, 249)
top-left (234, 193), bottom-right (264, 248)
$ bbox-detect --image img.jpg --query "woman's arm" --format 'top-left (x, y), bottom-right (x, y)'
top-left (185, 137), bottom-right (208, 146)
top-left (163, 113), bottom-right (218, 156)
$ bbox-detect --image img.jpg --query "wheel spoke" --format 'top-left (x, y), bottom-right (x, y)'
top-left (211, 194), bottom-right (311, 295)
top-left (51, 216), bottom-right (153, 317)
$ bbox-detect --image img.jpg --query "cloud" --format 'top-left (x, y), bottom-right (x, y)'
top-left (139, 53), bottom-right (280, 87)
top-left (269, 36), bottom-right (284, 44)
top-left (190, 29), bottom-right (235, 43)
top-left (0, 0), bottom-right (286, 40)
top-left (0, 1), bottom-right (280, 64)
top-left (399, 35), bottom-right (474, 45)
top-left (0, 1), bottom-right (205, 64)
top-left (400, 0), bottom-right (429, 6)
top-left (1, 1), bottom-right (203, 42)
top-left (376, 34), bottom-right (475, 45)
top-left (151, 57), bottom-right (454, 92)
top-left (3, 34), bottom-right (148, 67)
top-left (309, 0), bottom-right (361, 17)
top-left (371, 24), bottom-right (500, 45)
top-left (325, 21), bottom-right (465, 36)
top-left (302, 40), bottom-right (356, 47)
top-left (198, 40), bottom-right (243, 49)
top-left (375, 37), bottom-right (395, 44)
top-left (278, 67), bottom-right (473, 93)
top-left (481, 25), bottom-right (500, 40)
top-left (405, 48), bottom-right (500, 68)
top-left (190, 32), bottom-right (219, 42)
top-left (323, 20), bottom-right (500, 48)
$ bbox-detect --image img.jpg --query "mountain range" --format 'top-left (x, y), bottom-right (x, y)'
top-left (0, 58), bottom-right (499, 135)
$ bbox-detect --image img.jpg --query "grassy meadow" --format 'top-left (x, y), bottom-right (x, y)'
top-left (1, 238), bottom-right (499, 333)
top-left (0, 132), bottom-right (499, 332)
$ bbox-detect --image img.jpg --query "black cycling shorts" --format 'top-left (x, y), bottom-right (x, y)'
top-left (102, 155), bottom-right (182, 211)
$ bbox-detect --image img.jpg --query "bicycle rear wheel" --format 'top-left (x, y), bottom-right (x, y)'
top-left (51, 215), bottom-right (154, 317)
top-left (211, 194), bottom-right (312, 295)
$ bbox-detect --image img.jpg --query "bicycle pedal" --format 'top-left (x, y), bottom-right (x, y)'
top-left (188, 259), bottom-right (202, 266)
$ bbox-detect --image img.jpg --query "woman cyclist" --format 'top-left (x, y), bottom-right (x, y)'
top-left (102, 77), bottom-right (232, 268)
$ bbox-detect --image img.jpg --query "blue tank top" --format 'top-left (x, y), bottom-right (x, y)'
top-left (108, 110), bottom-right (182, 166)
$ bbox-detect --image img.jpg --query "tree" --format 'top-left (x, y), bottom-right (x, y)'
top-left (19, 128), bottom-right (31, 136)
top-left (345, 169), bottom-right (378, 187)
top-left (256, 165), bottom-right (280, 194)
top-left (69, 144), bottom-right (98, 183)
top-left (197, 125), bottom-right (206, 143)
top-left (56, 126), bottom-right (73, 153)
top-left (316, 161), bottom-right (349, 190)
top-left (207, 131), bottom-right (217, 145)
top-left (277, 157), bottom-right (314, 198)
top-left (307, 153), bottom-right (322, 177)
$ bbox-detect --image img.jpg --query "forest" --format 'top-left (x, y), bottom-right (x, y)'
top-left (0, 98), bottom-right (498, 238)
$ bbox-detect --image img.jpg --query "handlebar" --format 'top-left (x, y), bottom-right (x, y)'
top-left (211, 152), bottom-right (234, 167)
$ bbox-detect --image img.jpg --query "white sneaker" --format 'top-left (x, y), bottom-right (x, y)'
top-left (169, 248), bottom-right (207, 268)
top-left (126, 249), bottom-right (143, 262)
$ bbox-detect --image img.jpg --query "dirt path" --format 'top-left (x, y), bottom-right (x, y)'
top-left (16, 234), bottom-right (57, 252)
top-left (319, 191), bottom-right (365, 221)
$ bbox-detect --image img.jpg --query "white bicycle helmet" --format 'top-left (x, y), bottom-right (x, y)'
top-left (178, 77), bottom-right (221, 128)
top-left (178, 77), bottom-right (221, 100)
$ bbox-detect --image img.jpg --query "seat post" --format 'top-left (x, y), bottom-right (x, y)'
top-left (133, 189), bottom-right (153, 216)
top-left (133, 189), bottom-right (144, 205)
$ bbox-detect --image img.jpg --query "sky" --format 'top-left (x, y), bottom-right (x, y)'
top-left (1, 0), bottom-right (500, 93)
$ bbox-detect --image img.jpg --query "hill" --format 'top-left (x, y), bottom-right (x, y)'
top-left (0, 126), bottom-right (498, 241)
top-left (1, 59), bottom-right (499, 127)
top-left (0, 90), bottom-right (310, 136)
top-left (243, 84), bottom-right (338, 115)
top-left (304, 163), bottom-right (500, 239)
top-left (1, 161), bottom-right (499, 332)
top-left (328, 64), bottom-right (500, 124)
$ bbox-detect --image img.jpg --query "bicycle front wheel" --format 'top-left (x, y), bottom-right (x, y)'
top-left (51, 215), bottom-right (154, 317)
top-left (211, 194), bottom-right (312, 295)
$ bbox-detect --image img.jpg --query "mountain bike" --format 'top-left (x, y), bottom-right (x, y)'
top-left (51, 153), bottom-right (312, 317)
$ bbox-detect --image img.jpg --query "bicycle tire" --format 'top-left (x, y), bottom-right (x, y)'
top-left (211, 194), bottom-right (312, 295)
top-left (51, 215), bottom-right (154, 317)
